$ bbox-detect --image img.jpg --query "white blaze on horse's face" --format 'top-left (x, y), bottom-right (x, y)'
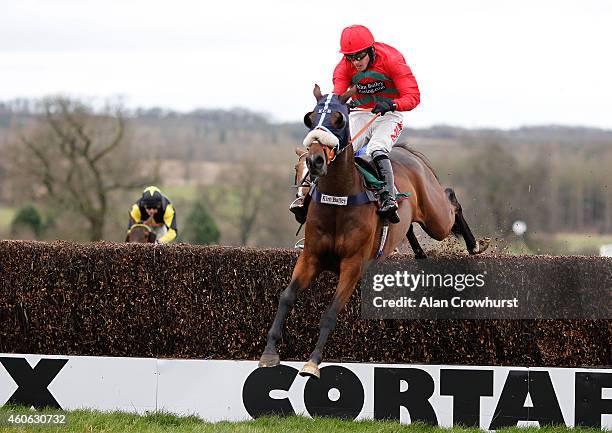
top-left (303, 130), bottom-right (339, 177)
top-left (306, 142), bottom-right (328, 177)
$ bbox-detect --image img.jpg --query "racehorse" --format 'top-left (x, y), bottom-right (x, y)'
top-left (125, 224), bottom-right (157, 243)
top-left (259, 85), bottom-right (489, 379)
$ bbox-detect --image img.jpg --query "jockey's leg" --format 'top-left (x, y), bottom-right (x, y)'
top-left (366, 112), bottom-right (403, 224)
top-left (372, 151), bottom-right (400, 223)
top-left (349, 111), bottom-right (372, 153)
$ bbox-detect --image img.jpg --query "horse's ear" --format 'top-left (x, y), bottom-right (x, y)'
top-left (313, 84), bottom-right (323, 101)
top-left (149, 233), bottom-right (157, 243)
top-left (304, 112), bottom-right (315, 128)
top-left (330, 112), bottom-right (345, 130)
top-left (125, 235), bottom-right (130, 242)
top-left (339, 86), bottom-right (357, 105)
top-left (295, 145), bottom-right (307, 156)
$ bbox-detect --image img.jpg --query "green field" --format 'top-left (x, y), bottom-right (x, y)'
top-left (548, 232), bottom-right (612, 255)
top-left (159, 185), bottom-right (200, 203)
top-left (509, 232), bottom-right (612, 255)
top-left (0, 206), bottom-right (15, 232)
top-left (3, 192), bottom-right (612, 255)
top-left (0, 407), bottom-right (607, 433)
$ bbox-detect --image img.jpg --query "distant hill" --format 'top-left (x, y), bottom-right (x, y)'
top-left (2, 101), bottom-right (612, 159)
top-left (1, 100), bottom-right (611, 246)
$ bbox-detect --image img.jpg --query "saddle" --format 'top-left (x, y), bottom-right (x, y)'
top-left (354, 155), bottom-right (410, 202)
top-left (354, 155), bottom-right (384, 190)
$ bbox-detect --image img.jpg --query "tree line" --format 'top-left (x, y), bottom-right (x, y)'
top-left (0, 98), bottom-right (610, 249)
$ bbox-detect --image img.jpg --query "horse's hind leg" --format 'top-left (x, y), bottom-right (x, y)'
top-left (259, 253), bottom-right (320, 367)
top-left (407, 224), bottom-right (427, 259)
top-left (445, 188), bottom-right (489, 255)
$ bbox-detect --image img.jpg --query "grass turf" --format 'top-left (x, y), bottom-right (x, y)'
top-left (0, 406), bottom-right (607, 433)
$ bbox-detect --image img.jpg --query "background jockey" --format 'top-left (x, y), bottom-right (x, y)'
top-left (290, 24), bottom-right (420, 224)
top-left (128, 186), bottom-right (178, 243)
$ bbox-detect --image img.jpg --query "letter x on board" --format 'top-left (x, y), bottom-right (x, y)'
top-left (0, 357), bottom-right (68, 409)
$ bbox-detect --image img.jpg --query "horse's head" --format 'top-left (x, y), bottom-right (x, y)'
top-left (293, 145), bottom-right (310, 197)
top-left (125, 224), bottom-right (157, 243)
top-left (302, 85), bottom-right (355, 178)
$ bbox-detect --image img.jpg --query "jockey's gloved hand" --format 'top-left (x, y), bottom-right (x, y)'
top-left (372, 101), bottom-right (397, 116)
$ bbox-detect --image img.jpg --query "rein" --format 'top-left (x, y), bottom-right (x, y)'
top-left (322, 144), bottom-right (337, 163)
top-left (349, 112), bottom-right (380, 145)
top-left (308, 110), bottom-right (381, 164)
top-left (306, 137), bottom-right (340, 164)
top-left (127, 223), bottom-right (153, 234)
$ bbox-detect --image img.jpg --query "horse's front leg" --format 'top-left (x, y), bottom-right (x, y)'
top-left (300, 255), bottom-right (363, 378)
top-left (259, 253), bottom-right (320, 368)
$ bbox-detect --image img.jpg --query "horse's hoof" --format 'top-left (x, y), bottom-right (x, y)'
top-left (299, 360), bottom-right (320, 379)
top-left (470, 237), bottom-right (491, 255)
top-left (258, 352), bottom-right (280, 368)
top-left (478, 238), bottom-right (491, 253)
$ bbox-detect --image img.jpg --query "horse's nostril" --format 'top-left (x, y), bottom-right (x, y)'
top-left (307, 154), bottom-right (326, 174)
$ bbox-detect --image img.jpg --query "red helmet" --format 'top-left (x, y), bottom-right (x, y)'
top-left (339, 25), bottom-right (375, 54)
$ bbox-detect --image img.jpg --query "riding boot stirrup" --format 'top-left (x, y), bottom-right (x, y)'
top-left (289, 194), bottom-right (310, 224)
top-left (373, 154), bottom-right (400, 224)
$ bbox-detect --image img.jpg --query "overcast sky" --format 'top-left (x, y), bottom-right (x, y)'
top-left (2, 0), bottom-right (612, 128)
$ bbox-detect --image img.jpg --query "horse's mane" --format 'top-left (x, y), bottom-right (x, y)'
top-left (394, 141), bottom-right (440, 181)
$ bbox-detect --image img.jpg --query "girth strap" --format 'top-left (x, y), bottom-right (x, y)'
top-left (310, 186), bottom-right (372, 206)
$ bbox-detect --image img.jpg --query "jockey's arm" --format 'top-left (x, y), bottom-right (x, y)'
top-left (128, 204), bottom-right (141, 228)
top-left (158, 203), bottom-right (178, 244)
top-left (388, 58), bottom-right (420, 111)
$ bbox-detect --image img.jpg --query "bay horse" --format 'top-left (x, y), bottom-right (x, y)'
top-left (125, 223), bottom-right (157, 243)
top-left (259, 85), bottom-right (489, 378)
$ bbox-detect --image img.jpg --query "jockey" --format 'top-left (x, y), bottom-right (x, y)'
top-left (128, 186), bottom-right (178, 243)
top-left (290, 24), bottom-right (420, 224)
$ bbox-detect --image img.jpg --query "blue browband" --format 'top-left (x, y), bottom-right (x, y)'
top-left (311, 186), bottom-right (372, 206)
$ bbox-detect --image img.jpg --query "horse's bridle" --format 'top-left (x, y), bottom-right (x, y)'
top-left (321, 142), bottom-right (337, 163)
top-left (306, 135), bottom-right (344, 166)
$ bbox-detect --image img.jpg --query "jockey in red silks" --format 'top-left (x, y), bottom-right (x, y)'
top-left (290, 24), bottom-right (420, 224)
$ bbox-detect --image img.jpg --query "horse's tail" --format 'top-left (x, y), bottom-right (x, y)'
top-left (393, 141), bottom-right (440, 181)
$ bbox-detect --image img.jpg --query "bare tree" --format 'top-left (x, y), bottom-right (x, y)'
top-left (10, 97), bottom-right (154, 241)
top-left (201, 156), bottom-right (293, 246)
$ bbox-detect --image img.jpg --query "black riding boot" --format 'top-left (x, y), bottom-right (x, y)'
top-left (289, 193), bottom-right (311, 224)
top-left (373, 152), bottom-right (400, 224)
